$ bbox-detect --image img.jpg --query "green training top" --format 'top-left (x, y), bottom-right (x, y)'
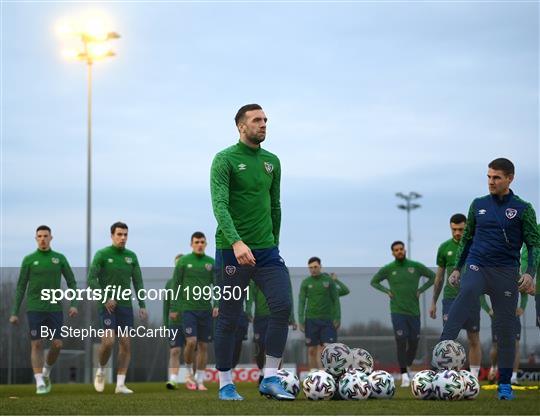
top-left (87, 245), bottom-right (146, 309)
top-left (12, 249), bottom-right (77, 315)
top-left (163, 278), bottom-right (182, 327)
top-left (480, 292), bottom-right (528, 314)
top-left (436, 238), bottom-right (460, 300)
top-left (210, 141), bottom-right (281, 249)
top-left (298, 274), bottom-right (340, 323)
top-left (246, 279), bottom-right (295, 323)
top-left (370, 258), bottom-right (435, 316)
top-left (172, 252), bottom-right (215, 312)
top-left (521, 223), bottom-right (540, 295)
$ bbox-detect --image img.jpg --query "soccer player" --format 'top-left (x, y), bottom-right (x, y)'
top-left (172, 231), bottom-right (216, 391)
top-left (480, 292), bottom-right (527, 385)
top-left (9, 225), bottom-right (78, 394)
top-left (429, 213), bottom-right (482, 378)
top-left (441, 158), bottom-right (540, 400)
top-left (371, 241), bottom-right (435, 387)
top-left (247, 277), bottom-right (296, 383)
top-left (164, 254), bottom-right (185, 390)
top-left (210, 103), bottom-right (294, 400)
top-left (298, 257), bottom-right (348, 370)
top-left (88, 221), bottom-right (147, 394)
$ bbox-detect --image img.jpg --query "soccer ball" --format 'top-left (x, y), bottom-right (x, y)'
top-left (459, 370), bottom-right (480, 400)
top-left (338, 369), bottom-right (371, 400)
top-left (411, 370), bottom-right (436, 400)
top-left (350, 347), bottom-right (374, 374)
top-left (431, 340), bottom-right (466, 370)
top-left (302, 370), bottom-right (336, 400)
top-left (368, 370), bottom-right (395, 399)
top-left (277, 369), bottom-right (300, 397)
top-left (321, 343), bottom-right (353, 378)
top-left (432, 370), bottom-right (465, 400)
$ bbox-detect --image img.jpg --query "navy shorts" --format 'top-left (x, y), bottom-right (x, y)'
top-left (491, 316), bottom-right (521, 342)
top-left (253, 315), bottom-right (269, 347)
top-left (391, 313), bottom-right (420, 339)
top-left (183, 310), bottom-right (213, 342)
top-left (100, 306), bottom-right (134, 333)
top-left (442, 298), bottom-right (480, 333)
top-left (27, 311), bottom-right (63, 340)
top-left (305, 319), bottom-right (337, 346)
top-left (169, 325), bottom-right (185, 348)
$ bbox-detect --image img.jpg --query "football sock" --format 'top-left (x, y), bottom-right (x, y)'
top-left (35, 373), bottom-right (44, 387)
top-left (96, 366), bottom-right (105, 376)
top-left (117, 374), bottom-right (126, 386)
top-left (42, 362), bottom-right (53, 378)
top-left (196, 370), bottom-right (205, 384)
top-left (219, 370), bottom-right (233, 389)
top-left (263, 355), bottom-right (281, 378)
top-left (470, 366), bottom-right (480, 378)
top-left (169, 373), bottom-right (178, 382)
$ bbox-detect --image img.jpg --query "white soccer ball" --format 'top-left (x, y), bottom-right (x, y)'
top-left (431, 340), bottom-right (466, 370)
top-left (368, 370), bottom-right (395, 399)
top-left (432, 370), bottom-right (465, 400)
top-left (321, 343), bottom-right (353, 378)
top-left (338, 369), bottom-right (371, 400)
top-left (350, 347), bottom-right (374, 375)
top-left (411, 370), bottom-right (436, 400)
top-left (277, 369), bottom-right (300, 398)
top-left (302, 370), bottom-right (336, 400)
top-left (459, 370), bottom-right (480, 400)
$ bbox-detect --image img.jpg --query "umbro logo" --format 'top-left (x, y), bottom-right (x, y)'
top-left (238, 164), bottom-right (247, 171)
top-left (478, 209), bottom-right (487, 215)
top-left (504, 291), bottom-right (512, 297)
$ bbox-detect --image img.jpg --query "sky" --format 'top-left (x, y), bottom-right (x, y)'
top-left (1, 1), bottom-right (539, 269)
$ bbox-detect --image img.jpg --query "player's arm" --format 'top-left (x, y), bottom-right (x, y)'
top-left (417, 264), bottom-right (436, 294)
top-left (131, 255), bottom-right (147, 320)
top-left (61, 255), bottom-right (79, 316)
top-left (298, 280), bottom-right (307, 329)
top-left (479, 294), bottom-right (492, 316)
top-left (454, 201), bottom-right (477, 272)
top-left (334, 277), bottom-right (350, 297)
top-left (330, 281), bottom-right (341, 328)
top-left (10, 258), bottom-right (30, 322)
top-left (370, 267), bottom-right (392, 297)
top-left (430, 267), bottom-right (445, 319)
top-left (269, 157), bottom-right (282, 246)
top-left (163, 281), bottom-right (171, 327)
top-left (171, 261), bottom-right (185, 314)
top-left (517, 291), bottom-right (528, 316)
top-left (521, 205), bottom-right (540, 276)
top-left (87, 251), bottom-right (103, 292)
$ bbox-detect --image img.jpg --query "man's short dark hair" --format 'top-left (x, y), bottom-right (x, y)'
top-left (450, 213), bottom-right (467, 224)
top-left (110, 221), bottom-right (128, 235)
top-left (191, 231), bottom-right (206, 242)
top-left (488, 158), bottom-right (514, 176)
top-left (235, 104), bottom-right (262, 126)
top-left (391, 241), bottom-right (405, 250)
top-left (36, 225), bottom-right (51, 233)
top-left (308, 256), bottom-right (321, 265)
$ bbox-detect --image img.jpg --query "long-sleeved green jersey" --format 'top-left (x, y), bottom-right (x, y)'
top-left (370, 258), bottom-right (435, 316)
top-left (172, 252), bottom-right (215, 312)
top-left (520, 223), bottom-right (540, 295)
top-left (298, 274), bottom-right (340, 323)
top-left (87, 245), bottom-right (146, 309)
top-left (12, 249), bottom-right (77, 314)
top-left (436, 238), bottom-right (460, 300)
top-left (210, 141), bottom-right (281, 249)
top-left (163, 278), bottom-right (182, 327)
top-left (246, 279), bottom-right (295, 323)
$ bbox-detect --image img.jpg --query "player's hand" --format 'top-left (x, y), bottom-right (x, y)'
top-left (516, 307), bottom-right (524, 317)
top-left (232, 241), bottom-right (256, 266)
top-left (68, 307), bottom-right (78, 318)
top-left (104, 299), bottom-right (117, 314)
top-left (429, 303), bottom-right (437, 319)
top-left (488, 309), bottom-right (494, 317)
top-left (299, 323), bottom-right (305, 333)
top-left (448, 270), bottom-right (461, 288)
top-left (333, 320), bottom-right (340, 330)
top-left (9, 315), bottom-right (18, 325)
top-left (169, 312), bottom-right (179, 321)
top-left (527, 282), bottom-right (536, 295)
top-left (518, 273), bottom-right (534, 294)
top-left (139, 308), bottom-right (148, 320)
top-left (330, 272), bottom-right (337, 281)
top-left (387, 291), bottom-right (394, 299)
top-left (212, 307), bottom-right (219, 318)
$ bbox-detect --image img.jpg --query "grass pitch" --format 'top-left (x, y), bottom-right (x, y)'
top-left (1, 382), bottom-right (538, 415)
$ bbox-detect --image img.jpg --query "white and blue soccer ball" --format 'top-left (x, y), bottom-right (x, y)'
top-left (338, 369), bottom-right (371, 400)
top-left (277, 369), bottom-right (300, 398)
top-left (431, 340), bottom-right (466, 370)
top-left (459, 370), bottom-right (480, 400)
top-left (432, 370), bottom-right (465, 401)
top-left (350, 347), bottom-right (374, 375)
top-left (368, 370), bottom-right (395, 399)
top-left (411, 370), bottom-right (436, 400)
top-left (321, 343), bottom-right (353, 378)
top-left (302, 370), bottom-right (336, 400)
